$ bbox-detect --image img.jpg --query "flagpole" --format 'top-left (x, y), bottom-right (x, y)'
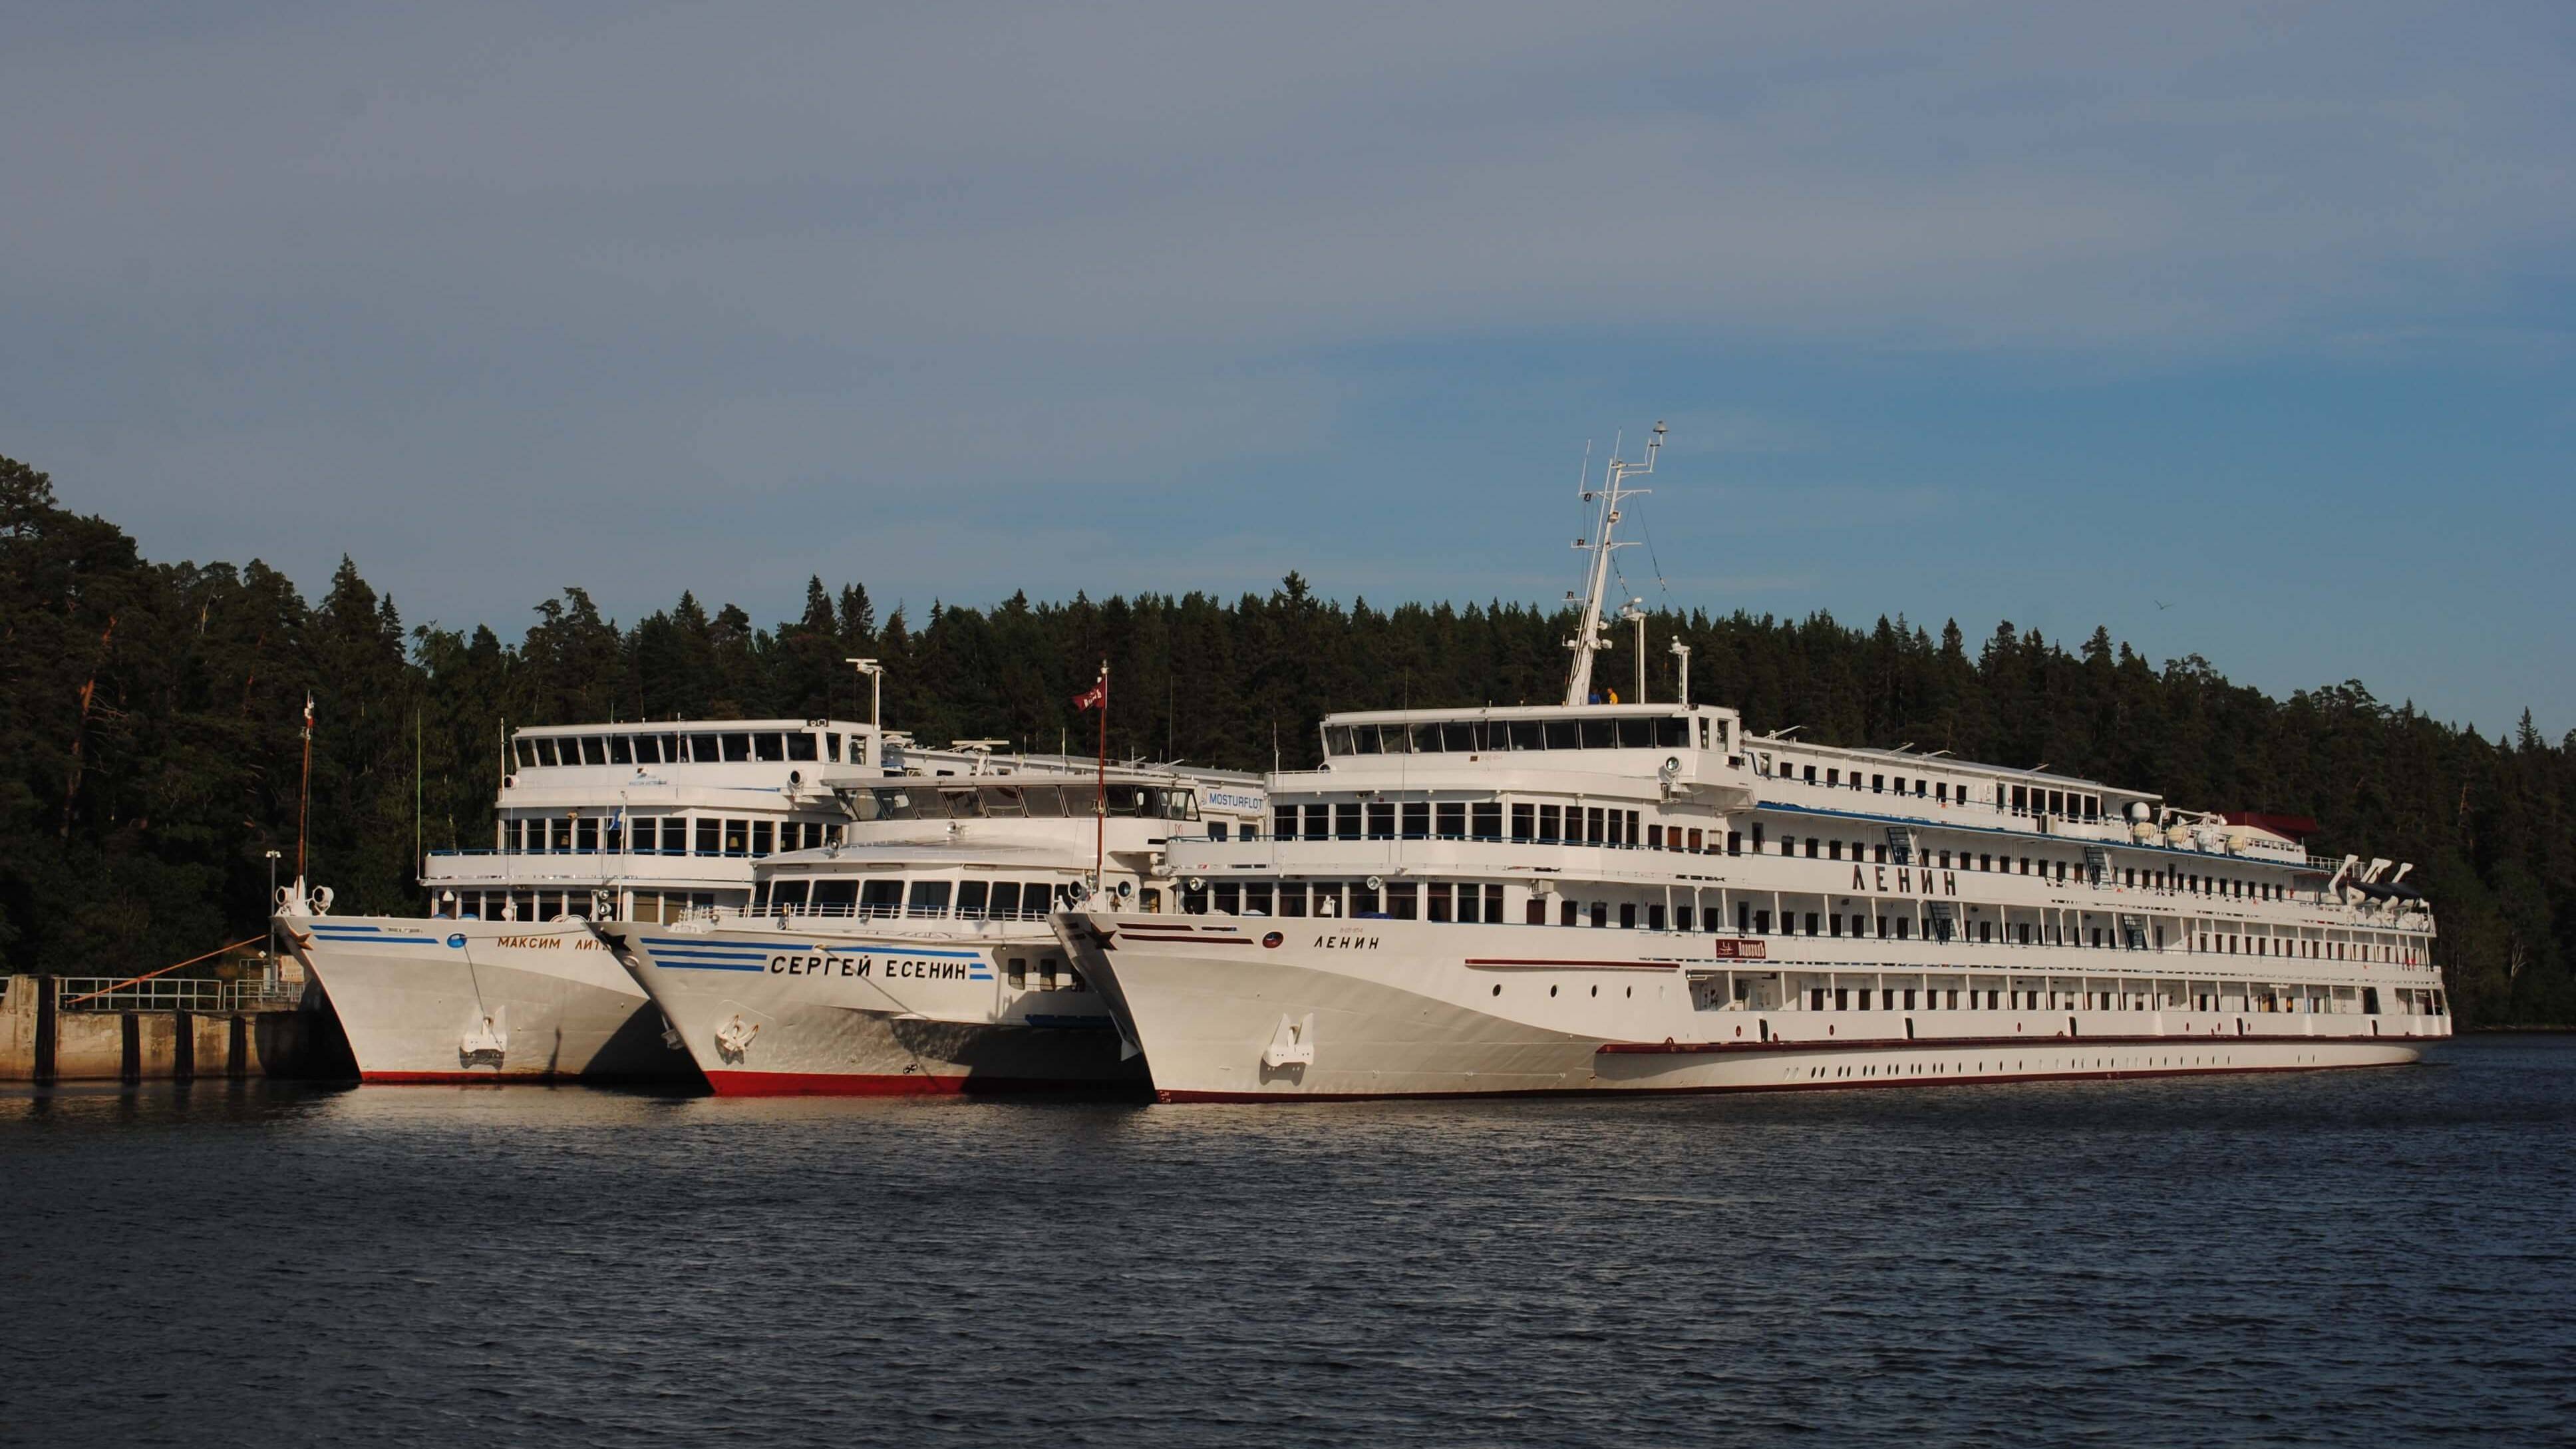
top-left (297, 693), bottom-right (313, 895)
top-left (1094, 660), bottom-right (1108, 894)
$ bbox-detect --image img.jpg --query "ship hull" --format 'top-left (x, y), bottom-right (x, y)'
top-left (605, 919), bottom-right (1146, 1096)
top-left (1060, 913), bottom-right (2434, 1102)
top-left (282, 915), bottom-right (697, 1083)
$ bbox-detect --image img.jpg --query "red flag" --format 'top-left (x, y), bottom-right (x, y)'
top-left (1072, 680), bottom-right (1106, 712)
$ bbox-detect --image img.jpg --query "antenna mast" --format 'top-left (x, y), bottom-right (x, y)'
top-left (1562, 421), bottom-right (1663, 707)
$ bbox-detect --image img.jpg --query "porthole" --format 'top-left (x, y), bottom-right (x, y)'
top-left (1549, 985), bottom-right (1558, 997)
top-left (1591, 985), bottom-right (1599, 997)
top-left (1492, 984), bottom-right (1502, 996)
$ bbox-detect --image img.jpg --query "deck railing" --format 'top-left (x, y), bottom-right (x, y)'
top-left (55, 976), bottom-right (305, 1013)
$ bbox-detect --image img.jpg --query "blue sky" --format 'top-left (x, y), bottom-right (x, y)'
top-left (5, 1), bottom-right (2569, 736)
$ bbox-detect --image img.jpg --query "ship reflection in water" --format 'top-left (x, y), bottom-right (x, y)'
top-left (3, 1035), bottom-right (2570, 1446)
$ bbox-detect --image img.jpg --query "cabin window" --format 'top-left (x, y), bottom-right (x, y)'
top-left (1402, 802), bottom-right (1430, 839)
top-left (1688, 828), bottom-right (1704, 852)
top-left (1304, 804), bottom-right (1330, 840)
top-left (1804, 765), bottom-right (1817, 784)
top-left (1583, 808), bottom-right (1603, 844)
top-left (1545, 720), bottom-right (1579, 750)
top-left (1804, 913), bottom-right (1820, 935)
top-left (693, 818), bottom-right (719, 856)
top-left (824, 734), bottom-right (841, 764)
top-left (768, 880), bottom-right (811, 914)
top-left (852, 879), bottom-right (897, 918)
top-left (1621, 903), bottom-right (1639, 929)
top-left (1367, 802), bottom-right (1395, 839)
top-left (1779, 835), bottom-right (1795, 857)
top-left (1828, 913), bottom-right (1843, 937)
top-left (1471, 803), bottom-right (1502, 840)
top-left (1677, 907), bottom-right (1695, 931)
top-left (1427, 884), bottom-right (1453, 923)
top-left (534, 738), bottom-right (561, 768)
top-left (720, 732), bottom-right (752, 762)
top-left (1726, 831), bottom-right (1742, 856)
top-left (1213, 883), bottom-right (1238, 915)
top-left (1577, 719), bottom-right (1613, 748)
top-left (1538, 804), bottom-right (1561, 842)
top-left (1244, 884), bottom-right (1273, 915)
top-left (1648, 824), bottom-right (1663, 849)
top-left (1590, 902), bottom-right (1608, 927)
top-left (1526, 898), bottom-right (1547, 925)
top-left (1872, 774), bottom-right (1885, 793)
top-left (1559, 899), bottom-right (1579, 927)
top-left (1512, 804), bottom-right (1535, 841)
top-left (785, 732), bottom-right (818, 762)
top-left (1436, 803), bottom-right (1466, 838)
top-left (1455, 885), bottom-right (1480, 924)
top-left (1278, 884), bottom-right (1307, 917)
top-left (1335, 803), bottom-right (1362, 840)
top-left (1350, 883), bottom-right (1380, 916)
top-left (749, 732), bottom-right (781, 762)
top-left (606, 734), bottom-right (633, 766)
top-left (722, 820), bottom-right (749, 856)
top-left (1275, 806), bottom-right (1299, 840)
top-left (992, 881), bottom-right (1027, 918)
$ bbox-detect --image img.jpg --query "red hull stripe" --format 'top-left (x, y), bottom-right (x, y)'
top-left (704, 1070), bottom-right (1137, 1098)
top-left (1597, 1029), bottom-right (2437, 1055)
top-left (1154, 1059), bottom-right (2416, 1103)
top-left (1464, 958), bottom-right (1683, 972)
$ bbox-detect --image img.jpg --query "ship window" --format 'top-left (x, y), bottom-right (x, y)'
top-left (1512, 804), bottom-right (1535, 841)
top-left (1388, 885), bottom-right (1417, 920)
top-left (1872, 774), bottom-right (1885, 793)
top-left (1278, 884), bottom-right (1307, 917)
top-left (1726, 830), bottom-right (1742, 856)
top-left (1621, 903), bottom-right (1639, 929)
top-left (1213, 882), bottom-right (1239, 915)
top-left (571, 736), bottom-right (598, 765)
top-left (1545, 720), bottom-right (1579, 750)
top-left (786, 732), bottom-right (818, 762)
top-left (1613, 718), bottom-right (1647, 748)
top-left (768, 880), bottom-right (811, 914)
top-left (1500, 720), bottom-right (1539, 750)
top-left (1303, 804), bottom-right (1330, 839)
top-left (534, 737), bottom-right (560, 767)
top-left (1590, 901), bottom-right (1608, 927)
top-left (635, 734), bottom-right (663, 766)
top-left (1436, 803), bottom-right (1465, 837)
top-left (1408, 723), bottom-right (1441, 754)
top-left (607, 734), bottom-right (633, 765)
top-left (1539, 804), bottom-right (1561, 842)
top-left (723, 820), bottom-right (750, 856)
top-left (1472, 802), bottom-right (1502, 840)
top-left (1559, 899), bottom-right (1578, 926)
top-left (685, 732), bottom-right (719, 762)
top-left (1427, 884), bottom-right (1452, 923)
top-left (1367, 802), bottom-right (1395, 839)
top-left (1585, 808), bottom-right (1604, 844)
top-left (1333, 802), bottom-right (1361, 840)
top-left (1275, 805), bottom-right (1299, 840)
top-left (1402, 802), bottom-right (1430, 839)
top-left (1779, 835), bottom-right (1794, 857)
top-left (1434, 721), bottom-right (1470, 752)
top-left (695, 818), bottom-right (720, 855)
top-left (1657, 718), bottom-right (1689, 748)
top-left (1243, 884), bottom-right (1273, 916)
top-left (575, 817), bottom-right (599, 852)
top-left (751, 822), bottom-right (774, 857)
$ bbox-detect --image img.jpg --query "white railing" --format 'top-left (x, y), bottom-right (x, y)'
top-left (55, 977), bottom-right (304, 1013)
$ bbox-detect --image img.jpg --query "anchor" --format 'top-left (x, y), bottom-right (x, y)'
top-left (459, 1005), bottom-right (508, 1068)
top-left (714, 1014), bottom-right (760, 1064)
top-left (1261, 1012), bottom-right (1316, 1069)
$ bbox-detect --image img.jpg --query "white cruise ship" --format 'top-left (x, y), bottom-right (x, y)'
top-left (601, 766), bottom-right (1265, 1094)
top-left (1060, 430), bottom-right (2446, 1100)
top-left (279, 715), bottom-right (1107, 1083)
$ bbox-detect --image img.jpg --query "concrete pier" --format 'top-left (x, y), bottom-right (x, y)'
top-left (0, 976), bottom-right (353, 1083)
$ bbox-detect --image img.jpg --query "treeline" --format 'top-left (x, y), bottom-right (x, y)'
top-left (5, 453), bottom-right (2571, 1024)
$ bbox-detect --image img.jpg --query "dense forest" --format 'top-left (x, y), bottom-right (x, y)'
top-left (5, 453), bottom-right (2571, 1025)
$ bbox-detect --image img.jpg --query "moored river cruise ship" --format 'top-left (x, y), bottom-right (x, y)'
top-left (1060, 431), bottom-right (2444, 1100)
top-left (281, 714), bottom-right (1113, 1083)
top-left (600, 765), bottom-right (1265, 1095)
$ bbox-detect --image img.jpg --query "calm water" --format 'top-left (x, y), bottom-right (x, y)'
top-left (3, 1038), bottom-right (2571, 1448)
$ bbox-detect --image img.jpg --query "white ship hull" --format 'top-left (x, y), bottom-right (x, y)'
top-left (1060, 914), bottom-right (2434, 1101)
top-left (605, 919), bottom-right (1146, 1096)
top-left (283, 915), bottom-right (696, 1083)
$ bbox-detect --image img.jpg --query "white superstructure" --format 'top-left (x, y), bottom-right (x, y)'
top-left (281, 715), bottom-right (1116, 1083)
top-left (603, 766), bottom-right (1265, 1094)
top-left (1062, 430), bottom-right (2445, 1100)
